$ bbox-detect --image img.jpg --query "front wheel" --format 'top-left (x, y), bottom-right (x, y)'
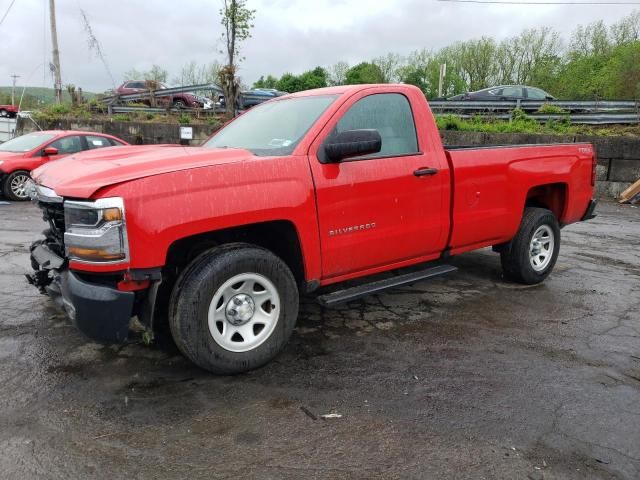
top-left (168, 244), bottom-right (299, 374)
top-left (500, 207), bottom-right (560, 284)
top-left (3, 170), bottom-right (32, 201)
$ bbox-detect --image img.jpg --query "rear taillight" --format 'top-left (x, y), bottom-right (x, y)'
top-left (591, 152), bottom-right (597, 186)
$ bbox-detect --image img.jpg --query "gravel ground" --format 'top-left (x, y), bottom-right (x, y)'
top-left (0, 199), bottom-right (638, 480)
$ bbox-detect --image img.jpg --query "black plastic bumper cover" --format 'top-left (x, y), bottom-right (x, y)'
top-left (582, 199), bottom-right (598, 221)
top-left (30, 241), bottom-right (134, 342)
top-left (59, 270), bottom-right (134, 343)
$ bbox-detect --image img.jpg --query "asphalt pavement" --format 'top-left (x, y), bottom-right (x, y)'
top-left (0, 200), bottom-right (638, 479)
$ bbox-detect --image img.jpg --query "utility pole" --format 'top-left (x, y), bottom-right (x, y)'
top-left (49, 0), bottom-right (62, 103)
top-left (10, 74), bottom-right (20, 105)
top-left (438, 63), bottom-right (447, 99)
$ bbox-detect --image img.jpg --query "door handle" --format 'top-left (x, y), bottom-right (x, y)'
top-left (414, 167), bottom-right (438, 177)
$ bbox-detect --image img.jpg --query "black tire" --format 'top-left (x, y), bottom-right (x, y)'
top-left (3, 170), bottom-right (31, 201)
top-left (173, 100), bottom-right (187, 109)
top-left (0, 109), bottom-right (7, 117)
top-left (500, 207), bottom-right (560, 284)
top-left (168, 244), bottom-right (299, 374)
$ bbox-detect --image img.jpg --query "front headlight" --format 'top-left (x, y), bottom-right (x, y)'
top-left (64, 197), bottom-right (129, 263)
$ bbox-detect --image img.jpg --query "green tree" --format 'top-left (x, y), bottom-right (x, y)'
top-left (345, 62), bottom-right (385, 84)
top-left (253, 75), bottom-right (279, 89)
top-left (124, 64), bottom-right (168, 83)
top-left (372, 53), bottom-right (402, 83)
top-left (274, 66), bottom-right (328, 93)
top-left (218, 0), bottom-right (255, 118)
top-left (328, 61), bottom-right (349, 86)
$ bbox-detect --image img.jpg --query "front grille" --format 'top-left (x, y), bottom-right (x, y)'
top-left (38, 200), bottom-right (66, 257)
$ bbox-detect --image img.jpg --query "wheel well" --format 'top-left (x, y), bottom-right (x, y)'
top-left (525, 183), bottom-right (566, 220)
top-left (164, 220), bottom-right (305, 285)
top-left (151, 221), bottom-right (305, 340)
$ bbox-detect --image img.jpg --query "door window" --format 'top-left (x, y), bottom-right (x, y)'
top-left (48, 136), bottom-right (83, 154)
top-left (526, 88), bottom-right (548, 100)
top-left (333, 93), bottom-right (418, 159)
top-left (85, 135), bottom-right (113, 149)
top-left (501, 86), bottom-right (523, 98)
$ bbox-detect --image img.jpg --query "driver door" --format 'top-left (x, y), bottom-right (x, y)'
top-left (307, 91), bottom-right (449, 280)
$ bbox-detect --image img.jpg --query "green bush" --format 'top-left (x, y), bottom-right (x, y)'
top-left (206, 116), bottom-right (221, 126)
top-left (112, 113), bottom-right (131, 122)
top-left (537, 103), bottom-right (568, 114)
top-left (177, 113), bottom-right (192, 124)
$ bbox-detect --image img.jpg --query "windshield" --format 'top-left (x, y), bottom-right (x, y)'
top-left (204, 95), bottom-right (339, 156)
top-left (0, 132), bottom-right (57, 153)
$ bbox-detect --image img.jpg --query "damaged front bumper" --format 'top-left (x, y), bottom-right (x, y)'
top-left (27, 242), bottom-right (135, 342)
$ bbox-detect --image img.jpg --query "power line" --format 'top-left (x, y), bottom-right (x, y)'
top-left (0, 0), bottom-right (16, 27)
top-left (437, 0), bottom-right (640, 4)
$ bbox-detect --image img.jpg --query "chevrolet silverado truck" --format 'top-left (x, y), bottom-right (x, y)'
top-left (27, 84), bottom-right (597, 374)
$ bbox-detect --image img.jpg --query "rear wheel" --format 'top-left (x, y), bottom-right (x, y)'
top-left (500, 207), bottom-right (560, 284)
top-left (0, 109), bottom-right (8, 117)
top-left (168, 244), bottom-right (299, 374)
top-left (3, 170), bottom-right (32, 201)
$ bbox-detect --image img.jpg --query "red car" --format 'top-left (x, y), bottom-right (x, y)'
top-left (0, 130), bottom-right (127, 201)
top-left (116, 81), bottom-right (209, 109)
top-left (0, 104), bottom-right (19, 118)
top-left (28, 84), bottom-right (596, 374)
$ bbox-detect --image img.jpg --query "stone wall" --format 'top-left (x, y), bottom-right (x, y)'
top-left (18, 118), bottom-right (639, 198)
top-left (440, 131), bottom-right (640, 198)
top-left (18, 117), bottom-right (220, 147)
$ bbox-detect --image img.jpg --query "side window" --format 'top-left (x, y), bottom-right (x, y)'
top-left (527, 88), bottom-right (547, 100)
top-left (334, 93), bottom-right (418, 159)
top-left (501, 86), bottom-right (523, 98)
top-left (48, 136), bottom-right (83, 155)
top-left (85, 135), bottom-right (113, 150)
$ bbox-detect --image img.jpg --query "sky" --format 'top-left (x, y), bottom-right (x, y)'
top-left (0, 0), bottom-right (635, 92)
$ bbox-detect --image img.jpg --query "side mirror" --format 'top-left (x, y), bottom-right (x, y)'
top-left (545, 96), bottom-right (554, 101)
top-left (323, 129), bottom-right (382, 163)
top-left (43, 147), bottom-right (58, 156)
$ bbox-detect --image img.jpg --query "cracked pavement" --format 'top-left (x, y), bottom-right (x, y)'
top-left (0, 200), bottom-right (639, 479)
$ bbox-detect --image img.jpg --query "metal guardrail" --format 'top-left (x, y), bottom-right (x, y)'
top-left (100, 83), bottom-right (281, 109)
top-left (100, 83), bottom-right (224, 104)
top-left (437, 112), bottom-right (640, 125)
top-left (429, 100), bottom-right (638, 112)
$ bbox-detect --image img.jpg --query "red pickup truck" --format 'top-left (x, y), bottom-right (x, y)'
top-left (28, 84), bottom-right (597, 374)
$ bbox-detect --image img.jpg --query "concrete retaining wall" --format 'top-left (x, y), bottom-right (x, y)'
top-left (18, 118), bottom-right (639, 198)
top-left (18, 118), bottom-right (220, 147)
top-left (441, 131), bottom-right (640, 198)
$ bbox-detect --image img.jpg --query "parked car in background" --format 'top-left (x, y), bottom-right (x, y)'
top-left (0, 104), bottom-right (19, 118)
top-left (449, 85), bottom-right (555, 102)
top-left (116, 81), bottom-right (213, 109)
top-left (218, 88), bottom-right (288, 110)
top-left (0, 130), bottom-right (128, 201)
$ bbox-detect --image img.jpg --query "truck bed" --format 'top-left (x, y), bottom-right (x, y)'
top-left (443, 142), bottom-right (594, 256)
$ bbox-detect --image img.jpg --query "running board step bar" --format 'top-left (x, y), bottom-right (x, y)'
top-left (317, 264), bottom-right (457, 307)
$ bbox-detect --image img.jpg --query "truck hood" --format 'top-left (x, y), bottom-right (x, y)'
top-left (32, 145), bottom-right (255, 198)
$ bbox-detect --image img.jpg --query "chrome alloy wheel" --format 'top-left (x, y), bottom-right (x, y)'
top-left (208, 273), bottom-right (280, 353)
top-left (10, 173), bottom-right (31, 200)
top-left (529, 225), bottom-right (555, 272)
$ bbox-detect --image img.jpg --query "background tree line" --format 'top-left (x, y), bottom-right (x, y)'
top-left (253, 11), bottom-right (640, 100)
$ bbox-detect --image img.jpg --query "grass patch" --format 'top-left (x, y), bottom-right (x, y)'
top-left (434, 108), bottom-right (618, 136)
